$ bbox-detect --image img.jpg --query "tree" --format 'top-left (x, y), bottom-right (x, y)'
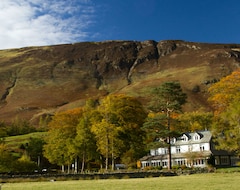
top-left (90, 94), bottom-right (147, 170)
top-left (143, 113), bottom-right (180, 149)
top-left (149, 81), bottom-right (187, 113)
top-left (0, 143), bottom-right (16, 172)
top-left (107, 95), bottom-right (147, 167)
top-left (91, 118), bottom-right (122, 171)
top-left (208, 70), bottom-right (240, 155)
top-left (75, 114), bottom-right (98, 173)
top-left (145, 81), bottom-right (187, 170)
top-left (208, 69), bottom-right (240, 114)
top-left (177, 111), bottom-right (213, 132)
top-left (91, 95), bottom-right (124, 171)
top-left (211, 98), bottom-right (240, 155)
top-left (43, 108), bottom-right (83, 173)
top-left (25, 137), bottom-right (46, 167)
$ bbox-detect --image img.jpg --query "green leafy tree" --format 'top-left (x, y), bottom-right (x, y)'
top-left (0, 143), bottom-right (16, 172)
top-left (149, 81), bottom-right (187, 113)
top-left (25, 137), bottom-right (46, 167)
top-left (143, 113), bottom-right (179, 149)
top-left (145, 81), bottom-right (187, 170)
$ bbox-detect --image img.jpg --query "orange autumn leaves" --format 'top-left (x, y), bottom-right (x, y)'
top-left (208, 69), bottom-right (240, 114)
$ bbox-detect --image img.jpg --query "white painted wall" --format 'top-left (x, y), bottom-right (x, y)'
top-left (150, 142), bottom-right (210, 156)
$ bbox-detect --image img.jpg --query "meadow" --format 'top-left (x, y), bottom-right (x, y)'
top-left (2, 172), bottom-right (240, 190)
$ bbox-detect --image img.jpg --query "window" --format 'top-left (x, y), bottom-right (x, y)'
top-left (176, 146), bottom-right (181, 153)
top-left (188, 145), bottom-right (192, 152)
top-left (195, 159), bottom-right (204, 165)
top-left (171, 138), bottom-right (176, 144)
top-left (215, 156), bottom-right (220, 165)
top-left (200, 145), bottom-right (205, 151)
top-left (182, 135), bottom-right (188, 142)
top-left (164, 148), bottom-right (168, 154)
top-left (220, 156), bottom-right (230, 165)
top-left (162, 161), bottom-right (168, 167)
top-left (194, 135), bottom-right (199, 141)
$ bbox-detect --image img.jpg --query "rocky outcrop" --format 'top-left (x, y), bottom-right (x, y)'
top-left (0, 40), bottom-right (240, 124)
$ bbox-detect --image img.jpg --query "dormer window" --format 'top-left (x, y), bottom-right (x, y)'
top-left (194, 135), bottom-right (199, 141)
top-left (171, 137), bottom-right (176, 144)
top-left (193, 133), bottom-right (201, 141)
top-left (182, 134), bottom-right (188, 142)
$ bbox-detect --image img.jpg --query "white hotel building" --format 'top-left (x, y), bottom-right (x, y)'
top-left (140, 131), bottom-right (238, 168)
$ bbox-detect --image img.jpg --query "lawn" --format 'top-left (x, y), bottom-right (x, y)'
top-left (2, 172), bottom-right (240, 190)
top-left (4, 132), bottom-right (47, 150)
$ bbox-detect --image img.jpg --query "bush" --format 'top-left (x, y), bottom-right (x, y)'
top-left (13, 154), bottom-right (38, 173)
top-left (172, 165), bottom-right (180, 170)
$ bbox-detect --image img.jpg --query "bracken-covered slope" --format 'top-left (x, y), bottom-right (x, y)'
top-left (0, 40), bottom-right (240, 125)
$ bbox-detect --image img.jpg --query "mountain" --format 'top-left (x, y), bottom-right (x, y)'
top-left (0, 40), bottom-right (240, 125)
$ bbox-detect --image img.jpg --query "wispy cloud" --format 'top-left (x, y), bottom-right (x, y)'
top-left (0, 0), bottom-right (96, 49)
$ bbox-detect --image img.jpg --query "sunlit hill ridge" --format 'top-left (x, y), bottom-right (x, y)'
top-left (0, 40), bottom-right (240, 125)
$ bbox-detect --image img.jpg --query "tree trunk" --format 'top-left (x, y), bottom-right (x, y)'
top-left (105, 156), bottom-right (108, 171)
top-left (74, 157), bottom-right (78, 173)
top-left (81, 154), bottom-right (85, 174)
top-left (167, 109), bottom-right (172, 170)
top-left (167, 138), bottom-right (172, 170)
top-left (105, 133), bottom-right (109, 171)
top-left (111, 137), bottom-right (114, 171)
top-left (67, 164), bottom-right (70, 174)
top-left (37, 156), bottom-right (41, 167)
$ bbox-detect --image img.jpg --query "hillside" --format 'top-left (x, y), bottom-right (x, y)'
top-left (0, 40), bottom-right (240, 125)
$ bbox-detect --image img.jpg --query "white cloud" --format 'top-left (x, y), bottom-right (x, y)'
top-left (0, 0), bottom-right (96, 49)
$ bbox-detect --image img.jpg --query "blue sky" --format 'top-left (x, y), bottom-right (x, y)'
top-left (1, 0), bottom-right (240, 49)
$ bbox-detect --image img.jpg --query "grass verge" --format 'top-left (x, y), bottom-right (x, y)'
top-left (1, 172), bottom-right (240, 190)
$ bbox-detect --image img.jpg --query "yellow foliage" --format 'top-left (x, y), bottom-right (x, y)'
top-left (208, 69), bottom-right (240, 114)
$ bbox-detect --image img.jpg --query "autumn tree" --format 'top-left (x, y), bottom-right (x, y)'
top-left (91, 95), bottom-right (125, 171)
top-left (177, 111), bottom-right (213, 132)
top-left (208, 69), bottom-right (240, 114)
top-left (211, 98), bottom-right (240, 155)
top-left (91, 94), bottom-right (147, 170)
top-left (75, 116), bottom-right (98, 173)
top-left (43, 108), bottom-right (83, 173)
top-left (208, 70), bottom-right (240, 156)
top-left (107, 94), bottom-right (147, 167)
top-left (144, 81), bottom-right (187, 170)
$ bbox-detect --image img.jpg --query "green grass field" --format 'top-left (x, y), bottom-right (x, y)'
top-left (2, 173), bottom-right (240, 190)
top-left (4, 132), bottom-right (46, 150)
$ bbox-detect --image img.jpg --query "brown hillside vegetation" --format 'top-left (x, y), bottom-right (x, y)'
top-left (0, 40), bottom-right (240, 125)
